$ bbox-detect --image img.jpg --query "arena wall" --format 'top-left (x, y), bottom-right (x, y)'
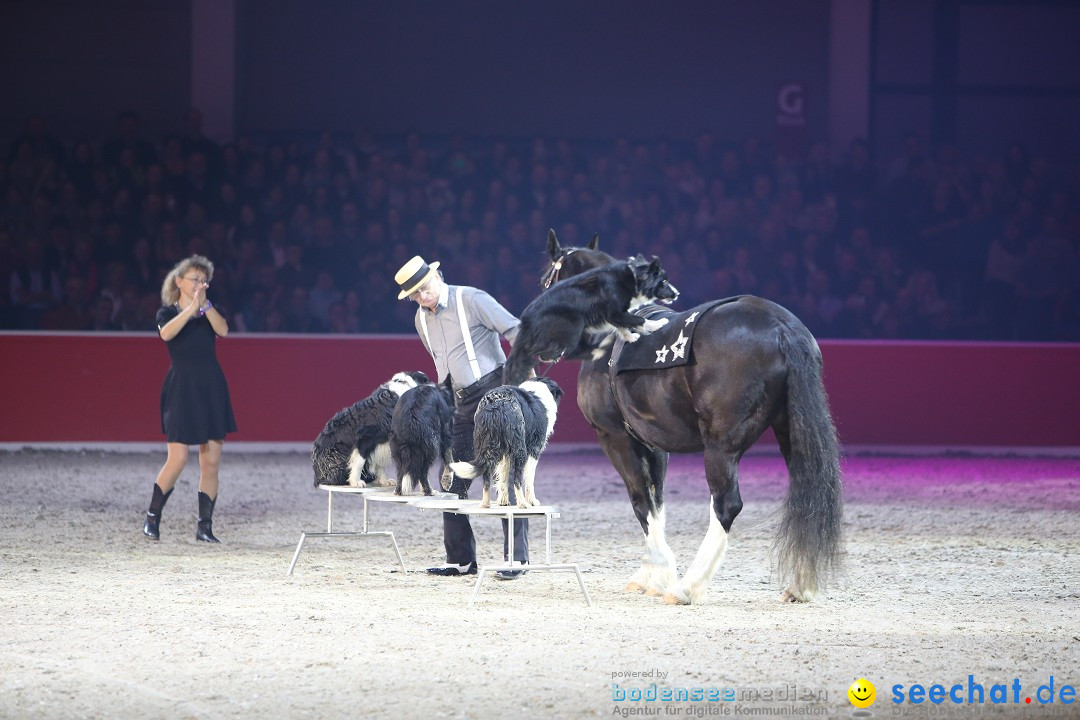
top-left (2, 332), bottom-right (1077, 449)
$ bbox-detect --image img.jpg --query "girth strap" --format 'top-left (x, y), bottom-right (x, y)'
top-left (606, 339), bottom-right (657, 451)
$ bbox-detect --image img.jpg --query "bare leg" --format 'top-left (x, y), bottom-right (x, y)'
top-left (197, 439), bottom-right (223, 499)
top-left (154, 442), bottom-right (190, 492)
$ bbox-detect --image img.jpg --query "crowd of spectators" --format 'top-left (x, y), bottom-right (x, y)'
top-left (2, 109), bottom-right (1078, 341)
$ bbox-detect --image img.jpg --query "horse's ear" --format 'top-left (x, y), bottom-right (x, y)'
top-left (547, 229), bottom-right (561, 259)
top-left (588, 233), bottom-right (599, 251)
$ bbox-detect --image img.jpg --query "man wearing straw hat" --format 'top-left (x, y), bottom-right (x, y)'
top-left (394, 255), bottom-right (529, 579)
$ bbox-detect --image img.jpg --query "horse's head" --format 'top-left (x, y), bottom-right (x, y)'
top-left (541, 229), bottom-right (614, 289)
top-left (629, 254), bottom-right (680, 306)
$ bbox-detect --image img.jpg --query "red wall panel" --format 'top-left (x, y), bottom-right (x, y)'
top-left (2, 333), bottom-right (1077, 447)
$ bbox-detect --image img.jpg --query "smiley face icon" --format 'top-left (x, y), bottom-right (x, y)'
top-left (848, 678), bottom-right (876, 708)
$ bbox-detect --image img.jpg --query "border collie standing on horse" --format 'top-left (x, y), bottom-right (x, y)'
top-left (503, 253), bottom-right (679, 386)
top-left (541, 230), bottom-right (843, 606)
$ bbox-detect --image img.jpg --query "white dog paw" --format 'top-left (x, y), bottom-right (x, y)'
top-left (642, 318), bottom-right (668, 333)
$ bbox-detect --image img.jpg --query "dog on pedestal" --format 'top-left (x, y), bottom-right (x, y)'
top-left (311, 371), bottom-right (430, 488)
top-left (450, 377), bottom-right (563, 508)
top-left (390, 378), bottom-right (455, 496)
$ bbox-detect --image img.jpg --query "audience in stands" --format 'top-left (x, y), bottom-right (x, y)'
top-left (1, 110), bottom-right (1078, 340)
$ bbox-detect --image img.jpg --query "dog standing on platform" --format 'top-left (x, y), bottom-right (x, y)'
top-left (502, 255), bottom-right (678, 385)
top-left (311, 371), bottom-right (430, 487)
top-left (390, 378), bottom-right (455, 496)
top-left (450, 377), bottom-right (564, 509)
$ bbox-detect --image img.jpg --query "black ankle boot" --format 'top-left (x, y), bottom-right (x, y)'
top-left (143, 484), bottom-right (173, 540)
top-left (196, 491), bottom-right (220, 543)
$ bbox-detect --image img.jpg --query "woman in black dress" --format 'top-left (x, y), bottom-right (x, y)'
top-left (143, 254), bottom-right (237, 542)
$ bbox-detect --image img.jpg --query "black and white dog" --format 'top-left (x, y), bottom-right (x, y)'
top-left (449, 377), bottom-right (564, 509)
top-left (389, 378), bottom-right (455, 496)
top-left (311, 371), bottom-right (430, 488)
top-left (502, 255), bottom-right (679, 385)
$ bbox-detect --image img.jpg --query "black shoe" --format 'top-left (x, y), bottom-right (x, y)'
top-left (426, 561), bottom-right (477, 576)
top-left (196, 491), bottom-right (220, 543)
top-left (143, 484), bottom-right (172, 540)
top-left (494, 569), bottom-right (528, 581)
top-left (143, 512), bottom-right (161, 540)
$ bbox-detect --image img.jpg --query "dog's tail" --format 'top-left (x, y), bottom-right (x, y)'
top-left (449, 461), bottom-right (481, 479)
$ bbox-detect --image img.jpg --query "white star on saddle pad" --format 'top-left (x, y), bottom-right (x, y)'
top-left (670, 331), bottom-right (689, 360)
top-left (684, 311), bottom-right (700, 326)
top-left (655, 345), bottom-right (670, 363)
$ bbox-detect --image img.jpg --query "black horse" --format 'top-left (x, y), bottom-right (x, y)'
top-left (542, 230), bottom-right (843, 605)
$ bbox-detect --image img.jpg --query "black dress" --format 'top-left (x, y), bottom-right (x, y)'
top-left (156, 305), bottom-right (238, 444)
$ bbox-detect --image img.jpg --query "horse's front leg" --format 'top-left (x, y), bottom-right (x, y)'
top-left (664, 450), bottom-right (742, 606)
top-left (596, 430), bottom-right (676, 596)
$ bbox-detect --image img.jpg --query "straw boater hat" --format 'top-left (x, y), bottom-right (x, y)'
top-left (394, 255), bottom-right (441, 299)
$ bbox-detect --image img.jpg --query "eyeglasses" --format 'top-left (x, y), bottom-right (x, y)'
top-left (183, 276), bottom-right (210, 287)
top-left (408, 279), bottom-right (435, 301)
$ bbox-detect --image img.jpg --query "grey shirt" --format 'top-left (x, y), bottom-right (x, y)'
top-left (414, 283), bottom-right (520, 391)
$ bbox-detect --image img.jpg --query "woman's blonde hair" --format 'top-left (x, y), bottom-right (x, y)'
top-left (161, 255), bottom-right (215, 306)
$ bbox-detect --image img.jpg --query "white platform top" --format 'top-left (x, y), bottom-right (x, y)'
top-left (365, 490), bottom-right (459, 504)
top-left (316, 484), bottom-right (391, 494)
top-left (414, 497), bottom-right (561, 516)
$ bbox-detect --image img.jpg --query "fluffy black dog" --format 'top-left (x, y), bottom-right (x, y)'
top-left (311, 371), bottom-right (430, 487)
top-left (503, 255), bottom-right (679, 385)
top-left (389, 378), bottom-right (455, 496)
top-left (449, 377), bottom-right (564, 508)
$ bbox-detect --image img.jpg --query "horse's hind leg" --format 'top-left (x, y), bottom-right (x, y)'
top-left (597, 431), bottom-right (676, 596)
top-left (664, 449), bottom-right (743, 606)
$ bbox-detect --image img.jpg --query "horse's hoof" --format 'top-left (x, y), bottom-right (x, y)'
top-left (479, 501), bottom-right (491, 509)
top-left (662, 592), bottom-right (691, 606)
top-left (780, 589), bottom-right (812, 603)
top-left (625, 582), bottom-right (646, 593)
top-left (644, 587), bottom-right (664, 598)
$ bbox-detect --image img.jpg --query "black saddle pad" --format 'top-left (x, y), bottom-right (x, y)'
top-left (603, 297), bottom-right (742, 374)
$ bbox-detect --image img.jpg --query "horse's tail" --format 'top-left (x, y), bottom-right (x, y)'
top-left (775, 325), bottom-right (843, 600)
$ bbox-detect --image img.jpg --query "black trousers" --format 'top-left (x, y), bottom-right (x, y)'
top-left (443, 367), bottom-right (529, 565)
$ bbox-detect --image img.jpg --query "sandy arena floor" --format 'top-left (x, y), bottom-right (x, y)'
top-left (1, 446), bottom-right (1078, 719)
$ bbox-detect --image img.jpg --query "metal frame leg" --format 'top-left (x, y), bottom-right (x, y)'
top-left (288, 488), bottom-right (406, 576)
top-left (466, 509), bottom-right (591, 607)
